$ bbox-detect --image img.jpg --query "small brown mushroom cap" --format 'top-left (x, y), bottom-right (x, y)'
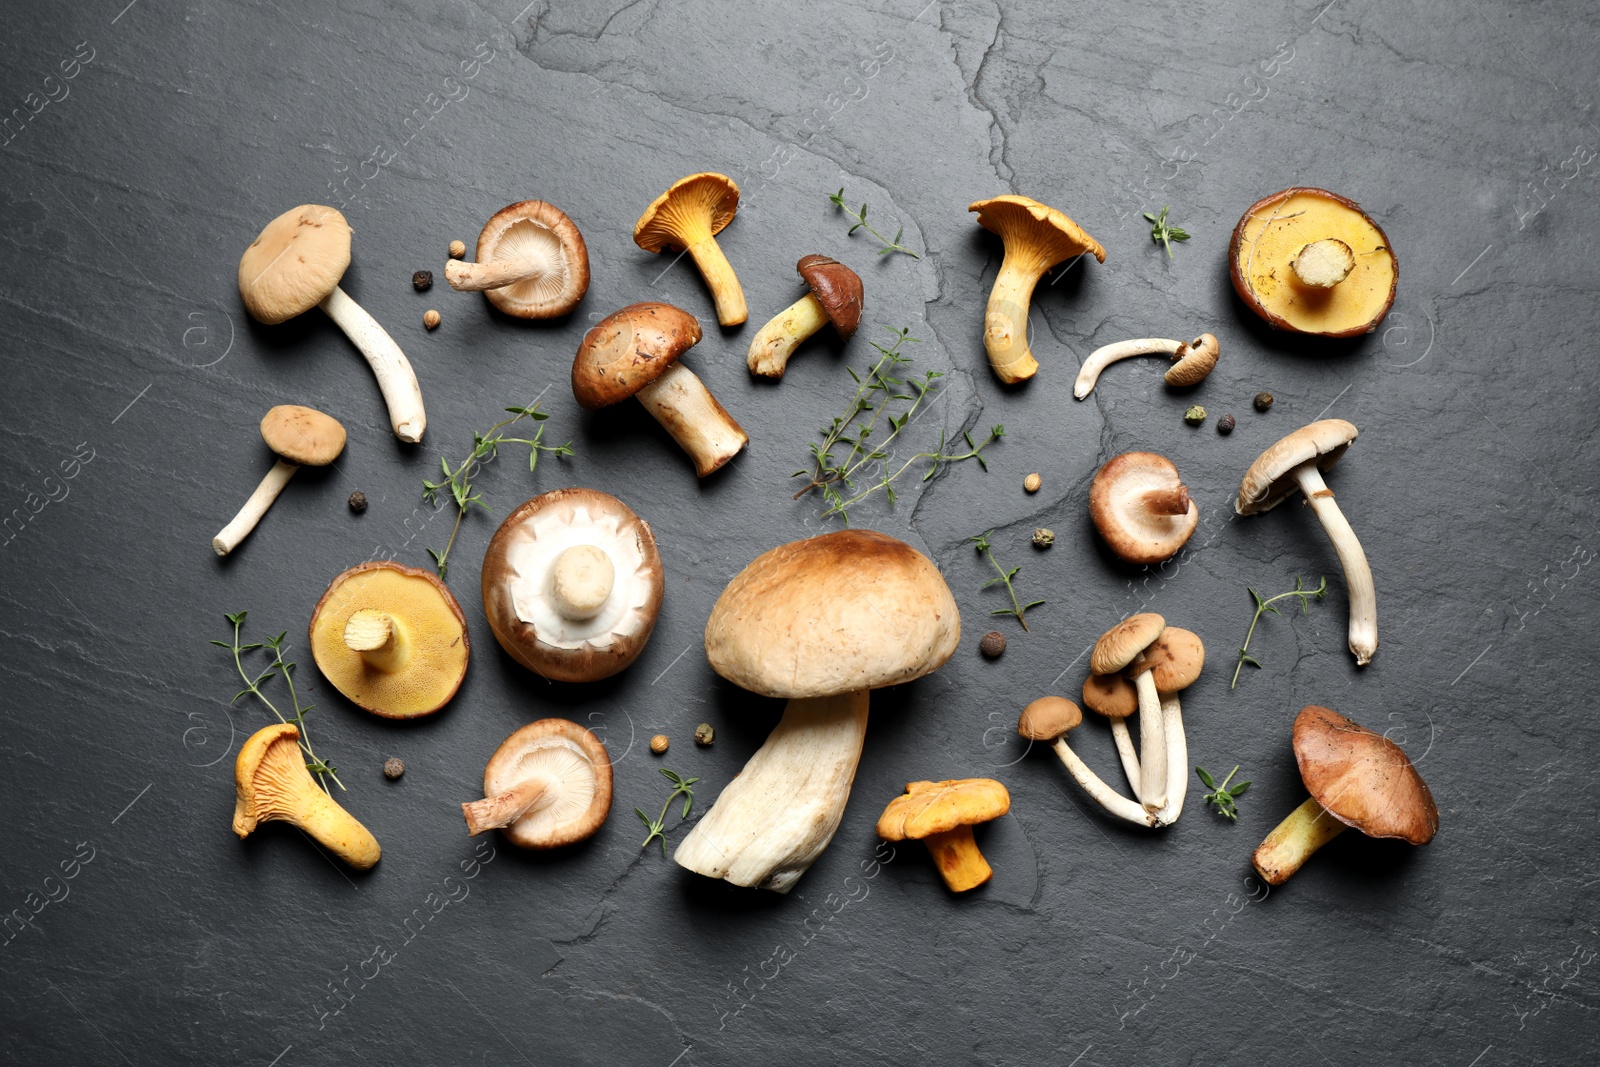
top-left (260, 405), bottom-right (346, 466)
top-left (238, 205), bottom-right (352, 324)
top-left (1089, 613), bottom-right (1166, 675)
top-left (968, 195), bottom-right (1106, 270)
top-left (473, 200), bottom-right (590, 319)
top-left (796, 254), bottom-right (863, 338)
top-left (572, 302), bottom-right (702, 409)
top-left (1081, 673), bottom-right (1138, 718)
top-left (1017, 696), bottom-right (1083, 741)
top-left (1165, 333), bottom-right (1220, 387)
top-left (1292, 705), bottom-right (1438, 844)
top-left (875, 778), bottom-right (1010, 842)
top-left (1090, 452), bottom-right (1199, 565)
top-left (633, 173), bottom-right (740, 252)
top-left (1236, 419), bottom-right (1359, 515)
top-left (1129, 627), bottom-right (1204, 692)
top-left (481, 719), bottom-right (613, 849)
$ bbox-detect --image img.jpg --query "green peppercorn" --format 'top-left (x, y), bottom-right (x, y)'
top-left (694, 722), bottom-right (715, 746)
top-left (1184, 405), bottom-right (1207, 426)
top-left (1032, 527), bottom-right (1055, 549)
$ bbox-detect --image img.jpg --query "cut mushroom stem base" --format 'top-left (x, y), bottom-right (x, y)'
top-left (343, 609), bottom-right (406, 671)
top-left (1155, 693), bottom-right (1188, 827)
top-left (463, 779), bottom-right (550, 836)
top-left (747, 293), bottom-right (829, 378)
top-left (1053, 739), bottom-right (1156, 827)
top-left (1251, 796), bottom-right (1349, 885)
top-left (212, 459), bottom-right (299, 556)
top-left (634, 362), bottom-right (749, 477)
top-left (922, 825), bottom-right (993, 892)
top-left (982, 259), bottom-right (1044, 383)
top-left (318, 285), bottom-right (427, 443)
top-left (687, 237), bottom-right (748, 327)
top-left (1292, 461), bottom-right (1378, 665)
top-left (444, 257), bottom-right (546, 293)
top-left (1134, 670), bottom-right (1168, 811)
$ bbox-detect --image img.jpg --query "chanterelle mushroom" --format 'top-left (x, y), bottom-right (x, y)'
top-left (462, 719), bottom-right (612, 847)
top-left (573, 302), bottom-right (748, 477)
top-left (233, 723), bottom-right (380, 870)
top-left (1019, 696), bottom-right (1153, 828)
top-left (444, 200), bottom-right (589, 319)
top-left (877, 779), bottom-right (1010, 892)
top-left (1237, 418), bottom-right (1376, 665)
top-left (238, 205), bottom-right (426, 442)
top-left (747, 255), bottom-right (863, 379)
top-left (1092, 613), bottom-right (1168, 811)
top-left (1127, 627), bottom-right (1205, 827)
top-left (1074, 333), bottom-right (1219, 400)
top-left (969, 195), bottom-right (1106, 384)
top-left (634, 173), bottom-right (747, 326)
top-left (1089, 452), bottom-right (1199, 566)
top-left (1253, 705), bottom-right (1438, 886)
top-left (213, 405), bottom-right (346, 557)
top-left (675, 529), bottom-right (960, 892)
top-left (480, 488), bottom-right (664, 683)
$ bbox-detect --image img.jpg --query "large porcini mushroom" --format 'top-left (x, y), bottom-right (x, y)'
top-left (876, 778), bottom-right (1010, 892)
top-left (968, 195), bottom-right (1106, 384)
top-left (1089, 452), bottom-right (1199, 566)
top-left (676, 529), bottom-right (960, 892)
top-left (238, 205), bottom-right (426, 442)
top-left (1237, 418), bottom-right (1377, 665)
top-left (573, 302), bottom-right (748, 477)
top-left (1127, 627), bottom-right (1205, 826)
top-left (633, 173), bottom-right (747, 326)
top-left (308, 561), bottom-right (469, 718)
top-left (480, 488), bottom-right (664, 683)
top-left (1253, 705), bottom-right (1437, 886)
top-left (1229, 188), bottom-right (1397, 336)
top-left (462, 719), bottom-right (612, 847)
top-left (212, 405), bottom-right (346, 557)
top-left (443, 200), bottom-right (590, 318)
top-left (1073, 332), bottom-right (1219, 399)
top-left (1019, 695), bottom-right (1154, 827)
top-left (1091, 614), bottom-right (1168, 810)
top-left (232, 723), bottom-right (380, 869)
top-left (746, 255), bottom-right (863, 379)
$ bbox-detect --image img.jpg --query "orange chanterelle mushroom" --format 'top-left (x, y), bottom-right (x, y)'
top-left (232, 723), bottom-right (381, 870)
top-left (878, 778), bottom-right (1010, 892)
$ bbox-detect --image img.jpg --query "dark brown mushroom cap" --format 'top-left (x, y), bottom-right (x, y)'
top-left (1236, 419), bottom-right (1359, 515)
top-left (1081, 673), bottom-right (1138, 719)
top-left (876, 778), bottom-right (1010, 842)
top-left (796, 254), bottom-right (863, 338)
top-left (1090, 613), bottom-right (1165, 675)
top-left (1292, 705), bottom-right (1438, 844)
top-left (1128, 627), bottom-right (1204, 692)
top-left (572, 303), bottom-right (702, 409)
top-left (260, 405), bottom-right (346, 466)
top-left (482, 718), bottom-right (613, 849)
top-left (1018, 696), bottom-right (1082, 741)
top-left (475, 200), bottom-right (590, 319)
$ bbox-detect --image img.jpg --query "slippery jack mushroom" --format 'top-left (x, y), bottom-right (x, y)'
top-left (747, 255), bottom-right (863, 379)
top-left (1089, 452), bottom-right (1199, 566)
top-left (634, 173), bottom-right (747, 326)
top-left (480, 488), bottom-right (664, 683)
top-left (233, 723), bottom-right (381, 870)
top-left (877, 779), bottom-right (1010, 892)
top-left (676, 530), bottom-right (960, 892)
top-left (1253, 705), bottom-right (1437, 886)
top-left (1091, 614), bottom-right (1168, 811)
top-left (238, 205), bottom-right (426, 442)
top-left (1238, 418), bottom-right (1377, 665)
top-left (1073, 332), bottom-right (1219, 400)
top-left (968, 195), bottom-right (1106, 384)
top-left (1019, 696), bottom-right (1154, 828)
top-left (213, 405), bottom-right (346, 557)
top-left (573, 302), bottom-right (748, 477)
top-left (1126, 627), bottom-right (1205, 826)
top-left (462, 719), bottom-right (613, 847)
top-left (443, 200), bottom-right (590, 319)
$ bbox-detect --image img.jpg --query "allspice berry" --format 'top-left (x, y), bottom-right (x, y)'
top-left (694, 722), bottom-right (715, 747)
top-left (412, 270), bottom-right (433, 291)
top-left (1254, 392), bottom-right (1274, 412)
top-left (448, 239), bottom-right (467, 259)
top-left (1184, 404), bottom-right (1207, 426)
top-left (423, 309), bottom-right (441, 330)
top-left (1217, 414), bottom-right (1236, 435)
top-left (1023, 473), bottom-right (1042, 493)
top-left (348, 490), bottom-right (368, 513)
top-left (383, 758), bottom-right (405, 780)
top-left (1032, 527), bottom-right (1055, 549)
top-left (650, 734), bottom-right (669, 755)
top-left (979, 630), bottom-right (1007, 658)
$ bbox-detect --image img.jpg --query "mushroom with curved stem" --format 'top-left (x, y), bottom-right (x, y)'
top-left (213, 405), bottom-right (346, 557)
top-left (747, 255), bottom-right (864, 379)
top-left (1091, 613), bottom-right (1168, 811)
top-left (238, 205), bottom-right (426, 442)
top-left (462, 719), bottom-right (612, 847)
top-left (232, 723), bottom-right (381, 869)
top-left (443, 200), bottom-right (590, 318)
top-left (1019, 696), bottom-right (1154, 827)
top-left (876, 779), bottom-right (1011, 892)
top-left (634, 173), bottom-right (747, 326)
top-left (1073, 332), bottom-right (1219, 400)
top-left (1080, 674), bottom-right (1142, 801)
top-left (1125, 627), bottom-right (1205, 827)
top-left (1089, 452), bottom-right (1199, 566)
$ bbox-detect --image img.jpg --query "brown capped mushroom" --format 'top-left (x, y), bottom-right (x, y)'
top-left (233, 723), bottom-right (380, 869)
top-left (747, 255), bottom-right (863, 379)
top-left (876, 779), bottom-right (1010, 892)
top-left (1074, 333), bottom-right (1219, 400)
top-left (462, 719), bottom-right (612, 848)
top-left (1127, 627), bottom-right (1205, 826)
top-left (443, 200), bottom-right (590, 318)
top-left (213, 405), bottom-right (346, 557)
top-left (1091, 613), bottom-right (1168, 810)
top-left (634, 173), bottom-right (746, 326)
top-left (1089, 452), bottom-right (1199, 565)
top-left (1081, 672), bottom-right (1142, 799)
top-left (1020, 696), bottom-right (1154, 827)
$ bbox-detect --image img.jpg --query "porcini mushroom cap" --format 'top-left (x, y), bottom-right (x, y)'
top-left (969, 195), bottom-right (1107, 269)
top-left (1130, 627), bottom-right (1204, 692)
top-left (473, 200), bottom-right (590, 318)
top-left (1090, 613), bottom-right (1166, 675)
top-left (260, 404), bottom-right (346, 466)
top-left (1018, 695), bottom-right (1083, 741)
top-left (1090, 452), bottom-right (1199, 565)
top-left (238, 205), bottom-right (352, 324)
top-left (796, 254), bottom-right (863, 338)
top-left (875, 778), bottom-right (1010, 842)
top-left (480, 488), bottom-right (664, 683)
top-left (572, 302), bottom-right (702, 409)
top-left (482, 718), bottom-right (613, 849)
top-left (633, 173), bottom-right (740, 252)
top-left (704, 529), bottom-right (960, 699)
top-left (309, 561), bottom-right (470, 718)
top-left (1236, 419), bottom-right (1359, 515)
top-left (1081, 673), bottom-right (1138, 719)
top-left (1292, 705), bottom-right (1438, 844)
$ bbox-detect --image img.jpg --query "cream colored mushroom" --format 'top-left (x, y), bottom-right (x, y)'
top-left (1074, 333), bottom-right (1219, 399)
top-left (1019, 696), bottom-right (1154, 828)
top-left (1090, 614), bottom-right (1167, 811)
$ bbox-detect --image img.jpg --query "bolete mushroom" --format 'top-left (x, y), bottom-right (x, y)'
top-left (232, 723), bottom-right (380, 870)
top-left (1237, 419), bottom-right (1376, 665)
top-left (212, 405), bottom-right (346, 557)
top-left (1089, 452), bottom-right (1199, 566)
top-left (462, 719), bottom-right (613, 848)
top-left (1080, 672), bottom-right (1142, 800)
top-left (238, 205), bottom-right (426, 442)
top-left (1127, 627), bottom-right (1205, 826)
top-left (968, 195), bottom-right (1106, 384)
top-left (443, 200), bottom-right (589, 319)
top-left (1019, 695), bottom-right (1154, 828)
top-left (1091, 613), bottom-right (1168, 811)
top-left (1252, 705), bottom-right (1437, 886)
top-left (1073, 333), bottom-right (1219, 400)
top-left (573, 302), bottom-right (748, 477)
top-left (746, 255), bottom-right (863, 379)
top-left (1229, 188), bottom-right (1397, 336)
top-left (676, 529), bottom-right (960, 892)
top-left (634, 172), bottom-right (747, 326)
top-left (480, 488), bottom-right (664, 683)
top-left (876, 778), bottom-right (1010, 892)
top-left (308, 561), bottom-right (469, 718)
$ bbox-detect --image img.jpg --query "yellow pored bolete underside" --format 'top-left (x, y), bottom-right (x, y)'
top-left (877, 778), bottom-right (1010, 893)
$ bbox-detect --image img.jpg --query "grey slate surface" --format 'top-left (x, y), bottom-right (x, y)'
top-left (2, 0), bottom-right (1597, 1063)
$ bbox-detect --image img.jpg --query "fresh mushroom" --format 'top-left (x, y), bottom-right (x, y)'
top-left (1089, 452), bottom-right (1199, 566)
top-left (232, 723), bottom-right (380, 869)
top-left (462, 719), bottom-right (613, 847)
top-left (1253, 705), bottom-right (1437, 885)
top-left (573, 303), bottom-right (748, 477)
top-left (876, 779), bottom-right (1011, 892)
top-left (1019, 696), bottom-right (1154, 828)
top-left (1080, 673), bottom-right (1142, 801)
top-left (968, 195), bottom-right (1106, 384)
top-left (212, 405), bottom-right (346, 557)
top-left (1237, 419), bottom-right (1377, 665)
top-left (308, 561), bottom-right (469, 718)
top-left (634, 173), bottom-right (747, 326)
top-left (1127, 627), bottom-right (1205, 826)
top-left (1091, 614), bottom-right (1168, 811)
top-left (480, 488), bottom-right (664, 683)
top-left (443, 200), bottom-right (589, 318)
top-left (746, 255), bottom-right (863, 379)
top-left (1073, 333), bottom-right (1219, 399)
top-left (238, 205), bottom-right (426, 442)
top-left (676, 530), bottom-right (960, 892)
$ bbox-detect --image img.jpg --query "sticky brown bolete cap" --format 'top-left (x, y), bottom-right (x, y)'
top-left (877, 778), bottom-right (1011, 893)
top-left (797, 254), bottom-right (863, 338)
top-left (465, 719), bottom-right (613, 849)
top-left (446, 200), bottom-right (590, 318)
top-left (1017, 695), bottom-right (1083, 741)
top-left (232, 723), bottom-right (381, 869)
top-left (1090, 452), bottom-right (1198, 565)
top-left (260, 404), bottom-right (347, 465)
top-left (238, 205), bottom-right (352, 324)
top-left (1294, 705), bottom-right (1438, 843)
top-left (1237, 419), bottom-right (1358, 515)
top-left (1090, 613), bottom-right (1165, 675)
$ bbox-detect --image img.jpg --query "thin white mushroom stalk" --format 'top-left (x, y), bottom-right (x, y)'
top-left (633, 362), bottom-right (748, 478)
top-left (1109, 719), bottom-right (1143, 801)
top-left (318, 286), bottom-right (427, 443)
top-left (1292, 461), bottom-right (1378, 665)
top-left (1052, 739), bottom-right (1156, 827)
top-left (212, 460), bottom-right (298, 557)
top-left (1074, 333), bottom-right (1218, 400)
top-left (1133, 669), bottom-right (1168, 811)
top-left (1155, 693), bottom-right (1188, 826)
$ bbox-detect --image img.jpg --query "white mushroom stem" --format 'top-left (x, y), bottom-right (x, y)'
top-left (549, 545), bottom-right (615, 620)
top-left (1155, 693), bottom-right (1188, 827)
top-left (687, 237), bottom-right (748, 327)
top-left (747, 293), bottom-right (829, 379)
top-left (318, 286), bottom-right (427, 443)
top-left (1109, 719), bottom-right (1143, 800)
top-left (344, 609), bottom-right (405, 672)
top-left (675, 691), bottom-right (868, 893)
top-left (1052, 738), bottom-right (1156, 827)
top-left (462, 779), bottom-right (549, 836)
top-left (634, 362), bottom-right (749, 478)
top-left (1134, 669), bottom-right (1168, 811)
top-left (445, 257), bottom-right (547, 293)
top-left (1073, 338), bottom-right (1182, 400)
top-left (1292, 461), bottom-right (1378, 665)
top-left (212, 459), bottom-right (299, 557)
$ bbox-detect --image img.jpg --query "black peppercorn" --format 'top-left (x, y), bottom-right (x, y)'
top-left (383, 758), bottom-right (405, 780)
top-left (980, 631), bottom-right (1007, 658)
top-left (1217, 414), bottom-right (1236, 434)
top-left (1253, 392), bottom-right (1274, 412)
top-left (348, 490), bottom-right (368, 512)
top-left (412, 270), bottom-right (433, 291)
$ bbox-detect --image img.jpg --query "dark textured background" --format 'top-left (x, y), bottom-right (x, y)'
top-left (2, 0), bottom-right (1596, 1063)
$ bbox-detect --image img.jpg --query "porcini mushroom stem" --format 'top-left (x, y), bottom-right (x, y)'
top-left (1155, 693), bottom-right (1188, 826)
top-left (982, 257), bottom-right (1049, 384)
top-left (342, 609), bottom-right (406, 672)
top-left (686, 238), bottom-right (748, 327)
top-left (1141, 485), bottom-right (1192, 516)
top-left (921, 825), bottom-right (994, 892)
top-left (1251, 795), bottom-right (1349, 885)
top-left (444, 256), bottom-right (548, 293)
top-left (1073, 338), bottom-right (1183, 400)
top-left (213, 459), bottom-right (299, 557)
top-left (1133, 669), bottom-right (1168, 811)
top-left (633, 362), bottom-right (749, 477)
top-left (747, 293), bottom-right (829, 379)
top-left (1291, 461), bottom-right (1378, 665)
top-left (462, 779), bottom-right (550, 836)
top-left (318, 286), bottom-right (427, 443)
top-left (1052, 738), bottom-right (1157, 827)
top-left (1109, 719), bottom-right (1143, 800)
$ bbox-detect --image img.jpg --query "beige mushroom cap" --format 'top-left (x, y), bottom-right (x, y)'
top-left (1165, 333), bottom-right (1220, 387)
top-left (238, 205), bottom-right (352, 324)
top-left (634, 173), bottom-right (740, 252)
top-left (1129, 627), bottom-right (1204, 692)
top-left (1237, 419), bottom-right (1359, 515)
top-left (968, 195), bottom-right (1107, 271)
top-left (481, 719), bottom-right (613, 849)
top-left (1089, 452), bottom-right (1199, 565)
top-left (1090, 613), bottom-right (1165, 675)
top-left (474, 200), bottom-right (591, 318)
top-left (1017, 695), bottom-right (1083, 741)
top-left (259, 405), bottom-right (346, 466)
top-left (1081, 673), bottom-right (1138, 718)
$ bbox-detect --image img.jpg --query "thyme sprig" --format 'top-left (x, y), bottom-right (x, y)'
top-left (1232, 575), bottom-right (1329, 687)
top-left (829, 188), bottom-right (920, 258)
top-left (1144, 205), bottom-right (1191, 259)
top-left (969, 530), bottom-right (1044, 631)
top-left (1197, 765), bottom-right (1251, 820)
top-left (636, 768), bottom-right (699, 856)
